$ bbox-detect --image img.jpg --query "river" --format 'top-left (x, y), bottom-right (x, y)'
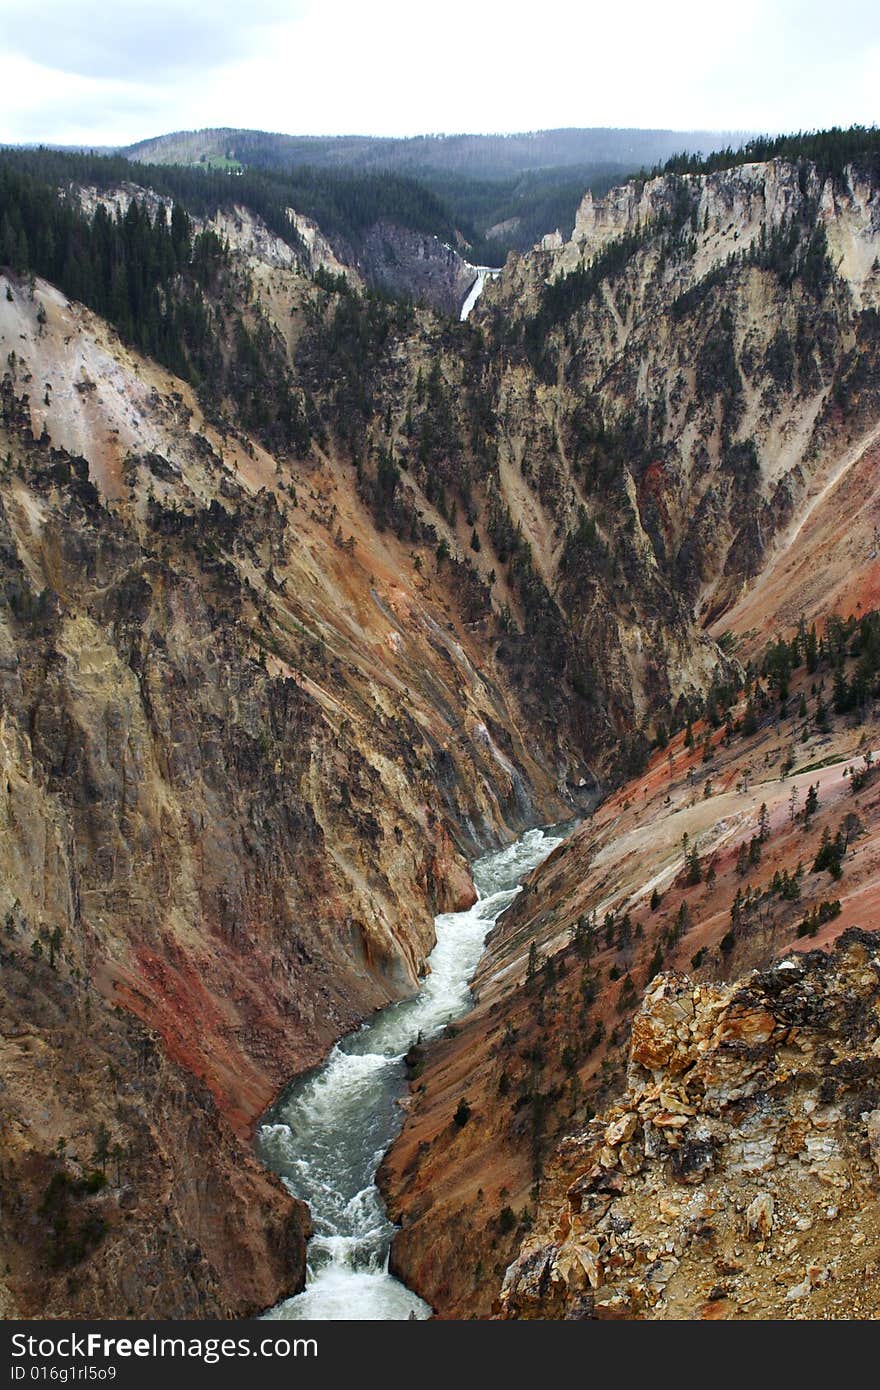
top-left (256, 822), bottom-right (567, 1320)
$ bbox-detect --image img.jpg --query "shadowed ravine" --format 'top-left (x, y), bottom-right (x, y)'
top-left (256, 824), bottom-right (568, 1320)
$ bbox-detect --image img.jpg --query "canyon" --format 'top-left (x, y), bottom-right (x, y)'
top-left (0, 135), bottom-right (879, 1319)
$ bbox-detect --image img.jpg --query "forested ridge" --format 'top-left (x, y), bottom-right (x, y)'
top-left (0, 147), bottom-right (467, 259)
top-left (121, 125), bottom-right (744, 178)
top-left (652, 124), bottom-right (880, 183)
top-left (0, 152), bottom-right (312, 454)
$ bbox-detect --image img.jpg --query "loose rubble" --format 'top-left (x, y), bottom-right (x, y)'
top-left (501, 930), bottom-right (880, 1319)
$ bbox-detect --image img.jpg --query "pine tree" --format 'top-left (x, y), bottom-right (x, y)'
top-left (832, 667), bottom-right (850, 714)
top-left (686, 843), bottom-right (702, 885)
top-left (815, 693), bottom-right (829, 732)
top-left (804, 783), bottom-right (819, 823)
top-left (92, 1122), bottom-right (111, 1175)
top-left (805, 624), bottom-right (819, 673)
top-left (673, 901), bottom-right (690, 939)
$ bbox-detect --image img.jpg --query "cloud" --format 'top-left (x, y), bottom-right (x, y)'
top-left (0, 0), bottom-right (877, 147)
top-left (205, 0), bottom-right (765, 137)
top-left (0, 53), bottom-right (178, 145)
top-left (1, 0), bottom-right (305, 81)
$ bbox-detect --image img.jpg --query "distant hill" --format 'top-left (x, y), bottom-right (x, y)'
top-left (118, 126), bottom-right (751, 254)
top-left (120, 127), bottom-right (750, 178)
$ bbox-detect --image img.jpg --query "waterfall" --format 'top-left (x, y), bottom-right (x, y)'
top-left (460, 266), bottom-right (502, 321)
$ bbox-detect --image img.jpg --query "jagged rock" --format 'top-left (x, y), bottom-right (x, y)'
top-left (865, 1111), bottom-right (880, 1176)
top-left (501, 932), bottom-right (880, 1319)
top-left (745, 1192), bottom-right (774, 1241)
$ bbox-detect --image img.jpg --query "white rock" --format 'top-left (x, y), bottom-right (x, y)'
top-left (745, 1191), bottom-right (774, 1239)
top-left (785, 1276), bottom-right (811, 1301)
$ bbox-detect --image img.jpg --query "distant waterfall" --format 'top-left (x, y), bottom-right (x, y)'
top-left (460, 266), bottom-right (502, 321)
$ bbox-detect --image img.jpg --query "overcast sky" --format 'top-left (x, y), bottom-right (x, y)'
top-left (0, 0), bottom-right (877, 147)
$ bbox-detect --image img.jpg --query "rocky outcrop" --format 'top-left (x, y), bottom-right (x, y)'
top-left (73, 182), bottom-right (473, 313)
top-left (501, 930), bottom-right (880, 1319)
top-left (566, 162), bottom-right (880, 302)
top-left (479, 158), bottom-right (880, 625)
top-left (75, 185), bottom-right (307, 275)
top-left (289, 210), bottom-right (361, 287)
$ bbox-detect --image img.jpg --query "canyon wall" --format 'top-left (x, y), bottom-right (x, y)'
top-left (0, 267), bottom-right (566, 1315)
top-left (381, 156), bottom-right (880, 1317)
top-left (2, 148), bottom-right (879, 1319)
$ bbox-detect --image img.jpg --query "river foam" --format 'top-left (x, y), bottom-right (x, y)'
top-left (258, 824), bottom-right (567, 1320)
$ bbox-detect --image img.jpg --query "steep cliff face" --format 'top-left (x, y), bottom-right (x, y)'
top-left (356, 222), bottom-right (477, 315)
top-left (501, 931), bottom-right (880, 1320)
top-left (480, 158), bottom-right (880, 626)
top-left (0, 946), bottom-right (308, 1318)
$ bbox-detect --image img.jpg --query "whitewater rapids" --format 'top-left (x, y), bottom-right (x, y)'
top-left (257, 823), bottom-right (566, 1320)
